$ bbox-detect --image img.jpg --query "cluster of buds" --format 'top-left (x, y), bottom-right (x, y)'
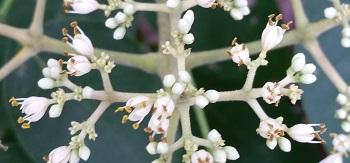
top-left (69, 121), bottom-right (98, 141)
top-left (38, 59), bottom-right (64, 90)
top-left (207, 129), bottom-right (240, 163)
top-left (287, 53), bottom-right (317, 84)
top-left (320, 133), bottom-right (350, 163)
top-left (334, 89), bottom-right (350, 132)
top-left (196, 0), bottom-right (250, 20)
top-left (44, 144), bottom-right (91, 163)
top-left (257, 117), bottom-right (326, 152)
top-left (324, 3), bottom-right (350, 48)
top-left (175, 10), bottom-right (195, 45)
top-left (146, 141), bottom-right (170, 156)
top-left (105, 3), bottom-right (135, 40)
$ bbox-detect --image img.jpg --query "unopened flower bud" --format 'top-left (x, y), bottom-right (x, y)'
top-left (336, 94), bottom-right (348, 105)
top-left (213, 149), bottom-right (227, 163)
top-left (82, 86), bottom-right (94, 98)
top-left (224, 146), bottom-right (239, 160)
top-left (230, 9), bottom-right (243, 20)
top-left (113, 27), bottom-right (126, 40)
top-left (115, 12), bottom-right (127, 24)
top-left (300, 74), bottom-right (317, 84)
top-left (49, 104), bottom-right (63, 118)
top-left (178, 19), bottom-right (191, 34)
top-left (123, 4), bottom-right (135, 15)
top-left (234, 0), bottom-right (248, 7)
top-left (166, 0), bottom-right (180, 8)
top-left (38, 78), bottom-right (55, 89)
top-left (146, 142), bottom-right (157, 155)
top-left (208, 129), bottom-right (222, 143)
top-left (324, 7), bottom-right (338, 19)
top-left (42, 67), bottom-right (51, 78)
top-left (67, 56), bottom-right (92, 76)
top-left (205, 90), bottom-right (220, 103)
top-left (105, 18), bottom-right (118, 29)
top-left (79, 145), bottom-right (91, 161)
top-left (47, 59), bottom-right (60, 68)
top-left (156, 142), bottom-right (169, 154)
top-left (336, 108), bottom-right (347, 119)
top-left (278, 137), bottom-right (291, 152)
top-left (172, 82), bottom-right (186, 95)
top-left (183, 33), bottom-right (195, 44)
top-left (301, 64), bottom-right (316, 74)
top-left (163, 74), bottom-right (176, 87)
top-left (342, 27), bottom-right (350, 38)
top-left (341, 37), bottom-right (350, 48)
top-left (266, 138), bottom-right (277, 150)
top-left (341, 121), bottom-right (350, 132)
top-left (195, 95), bottom-right (209, 109)
top-left (178, 71), bottom-right (191, 83)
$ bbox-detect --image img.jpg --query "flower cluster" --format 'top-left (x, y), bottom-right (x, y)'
top-left (105, 3), bottom-right (135, 40)
top-left (324, 3), bottom-right (350, 48)
top-left (334, 89), bottom-right (350, 132)
top-left (175, 10), bottom-right (195, 45)
top-left (196, 0), bottom-right (250, 20)
top-left (320, 134), bottom-right (350, 163)
top-left (257, 117), bottom-right (326, 152)
top-left (228, 37), bottom-right (250, 66)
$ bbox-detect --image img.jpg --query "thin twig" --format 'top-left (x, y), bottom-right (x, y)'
top-left (29, 0), bottom-right (46, 35)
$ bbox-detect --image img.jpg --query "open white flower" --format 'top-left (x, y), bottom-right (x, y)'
top-left (191, 149), bottom-right (214, 163)
top-left (228, 38), bottom-right (250, 66)
top-left (261, 14), bottom-right (292, 51)
top-left (67, 56), bottom-right (92, 76)
top-left (10, 97), bottom-right (50, 129)
top-left (126, 96), bottom-right (153, 124)
top-left (257, 117), bottom-right (289, 151)
top-left (47, 146), bottom-right (71, 163)
top-left (146, 96), bottom-right (175, 134)
top-left (64, 0), bottom-right (101, 14)
top-left (62, 22), bottom-right (94, 56)
top-left (261, 82), bottom-right (282, 105)
top-left (287, 124), bottom-right (326, 143)
top-left (197, 0), bottom-right (216, 8)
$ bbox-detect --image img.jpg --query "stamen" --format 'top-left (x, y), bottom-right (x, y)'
top-left (62, 28), bottom-right (68, 36)
top-left (17, 116), bottom-right (24, 124)
top-left (144, 127), bottom-right (152, 133)
top-left (124, 106), bottom-right (132, 113)
top-left (9, 97), bottom-right (19, 107)
top-left (70, 21), bottom-right (78, 28)
top-left (275, 14), bottom-right (283, 21)
top-left (115, 107), bottom-right (124, 112)
top-left (281, 21), bottom-right (293, 30)
top-left (42, 155), bottom-right (49, 162)
top-left (231, 37), bottom-right (238, 46)
top-left (21, 123), bottom-right (30, 129)
top-left (268, 14), bottom-right (275, 25)
top-left (132, 123), bottom-right (139, 130)
top-left (73, 27), bottom-right (80, 35)
top-left (122, 115), bottom-right (129, 124)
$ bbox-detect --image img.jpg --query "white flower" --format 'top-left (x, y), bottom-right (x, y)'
top-left (123, 3), bottom-right (135, 15)
top-left (324, 7), bottom-right (338, 19)
top-left (172, 82), bottom-right (186, 95)
top-left (229, 38), bottom-right (250, 66)
top-left (197, 0), bottom-right (216, 8)
top-left (78, 145), bottom-right (91, 161)
top-left (261, 82), bottom-right (282, 105)
top-left (287, 124), bottom-right (325, 143)
top-left (208, 129), bottom-right (222, 143)
top-left (147, 96), bottom-right (175, 134)
top-left (191, 149), bottom-right (214, 163)
top-left (166, 0), bottom-right (180, 8)
top-left (300, 74), bottom-right (317, 84)
top-left (195, 95), bottom-right (210, 109)
top-left (49, 104), bottom-right (63, 118)
top-left (261, 14), bottom-right (291, 51)
top-left (113, 26), bottom-right (127, 40)
top-left (342, 27), bottom-right (350, 37)
top-left (47, 146), bottom-right (71, 163)
top-left (126, 96), bottom-right (153, 124)
top-left (38, 78), bottom-right (55, 90)
top-left (286, 84), bottom-right (303, 104)
top-left (64, 0), bottom-right (101, 14)
top-left (156, 142), bottom-right (169, 154)
top-left (301, 63), bottom-right (316, 74)
top-left (63, 22), bottom-right (94, 56)
top-left (163, 74), bottom-right (176, 87)
top-left (205, 90), bottom-right (220, 103)
top-left (341, 37), bottom-right (350, 48)
top-left (230, 9), bottom-right (243, 20)
top-left (278, 137), bottom-right (291, 152)
top-left (213, 149), bottom-right (226, 163)
top-left (67, 56), bottom-right (92, 76)
top-left (319, 153), bottom-right (343, 163)
top-left (146, 142), bottom-right (157, 155)
top-left (14, 97), bottom-right (50, 128)
top-left (332, 134), bottom-right (350, 154)
top-left (183, 33), bottom-right (195, 44)
top-left (337, 94), bottom-right (348, 105)
top-left (257, 117), bottom-right (290, 151)
top-left (82, 86), bottom-right (94, 99)
top-left (179, 71), bottom-right (192, 83)
top-left (335, 108), bottom-right (347, 119)
top-left (291, 53), bottom-right (306, 72)
top-left (223, 146), bottom-right (239, 160)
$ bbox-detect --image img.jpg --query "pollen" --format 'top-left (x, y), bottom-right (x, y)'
top-left (9, 97), bottom-right (19, 107)
top-left (132, 123), bottom-right (140, 130)
top-left (21, 123), bottom-right (31, 129)
top-left (17, 116), bottom-right (24, 124)
top-left (122, 115), bottom-right (129, 124)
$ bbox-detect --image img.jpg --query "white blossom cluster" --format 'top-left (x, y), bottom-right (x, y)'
top-left (324, 2), bottom-right (350, 47)
top-left (195, 0), bottom-right (250, 20)
top-left (335, 89), bottom-right (350, 132)
top-left (320, 134), bottom-right (350, 163)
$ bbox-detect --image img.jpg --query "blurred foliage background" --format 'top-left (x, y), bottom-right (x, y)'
top-left (1, 0), bottom-right (349, 162)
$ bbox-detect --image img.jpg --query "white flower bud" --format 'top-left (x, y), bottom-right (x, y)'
top-left (64, 0), bottom-right (100, 14)
top-left (266, 138), bottom-right (277, 150)
top-left (47, 58), bottom-right (60, 68)
top-left (178, 71), bottom-right (191, 83)
top-left (341, 121), bottom-right (350, 132)
top-left (113, 27), bottom-right (126, 40)
top-left (156, 142), bottom-right (169, 154)
top-left (324, 7), bottom-right (338, 19)
top-left (197, 0), bottom-right (216, 8)
top-left (223, 146), bottom-right (239, 160)
top-left (336, 108), bottom-right (347, 119)
top-left (230, 9), bottom-right (243, 20)
top-left (213, 149), bottom-right (227, 163)
top-left (240, 6), bottom-right (250, 16)
top-left (42, 67), bottom-right (51, 78)
top-left (83, 86), bottom-right (94, 98)
top-left (115, 12), bottom-right (127, 24)
top-left (183, 10), bottom-right (194, 26)
top-left (178, 19), bottom-right (191, 34)
top-left (67, 56), bottom-right (92, 76)
top-left (208, 129), bottom-right (222, 143)
top-left (278, 137), bottom-right (291, 152)
top-left (171, 82), bottom-right (186, 95)
top-left (336, 94), bottom-right (348, 105)
top-left (47, 146), bottom-right (71, 163)
top-left (49, 104), bottom-right (63, 118)
top-left (166, 0), bottom-right (180, 8)
top-left (163, 74), bottom-right (176, 87)
top-left (291, 53), bottom-right (305, 63)
top-left (49, 67), bottom-right (61, 79)
top-left (105, 18), bottom-right (118, 29)
top-left (195, 95), bottom-right (209, 109)
top-left (78, 145), bottom-right (91, 161)
top-left (300, 74), bottom-right (317, 84)
top-left (291, 57), bottom-right (305, 72)
top-left (301, 64), bottom-right (316, 74)
top-left (234, 0), bottom-right (248, 7)
top-left (205, 90), bottom-right (220, 103)
top-left (69, 150), bottom-right (80, 163)
top-left (183, 33), bottom-right (195, 44)
top-left (341, 37), bottom-right (350, 48)
top-left (146, 142), bottom-right (157, 155)
top-left (123, 4), bottom-right (135, 15)
top-left (342, 27), bottom-right (350, 38)
top-left (38, 78), bottom-right (55, 89)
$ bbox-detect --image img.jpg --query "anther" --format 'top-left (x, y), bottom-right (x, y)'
top-left (17, 116), bottom-right (24, 124)
top-left (21, 123), bottom-right (30, 129)
top-left (231, 37), bottom-right (238, 46)
top-left (62, 28), bottom-right (68, 36)
top-left (122, 115), bottom-right (129, 124)
top-left (70, 21), bottom-right (78, 28)
top-left (115, 107), bottom-right (124, 112)
top-left (132, 123), bottom-right (140, 130)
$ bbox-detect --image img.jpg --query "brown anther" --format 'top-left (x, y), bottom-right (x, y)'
top-left (21, 123), bottom-right (30, 129)
top-left (42, 155), bottom-right (49, 162)
top-left (114, 107), bottom-right (124, 113)
top-left (132, 123), bottom-right (140, 130)
top-left (63, 1), bottom-right (72, 7)
top-left (144, 127), bottom-right (152, 133)
top-left (231, 37), bottom-right (238, 46)
top-left (17, 116), bottom-right (24, 124)
top-left (73, 27), bottom-right (80, 35)
top-left (58, 59), bottom-right (65, 66)
top-left (124, 106), bottom-right (132, 113)
top-left (62, 37), bottom-right (68, 43)
top-left (281, 21), bottom-right (293, 30)
top-left (63, 51), bottom-right (69, 56)
top-left (70, 21), bottom-right (78, 28)
top-left (62, 28), bottom-right (68, 36)
top-left (9, 97), bottom-right (19, 107)
top-left (320, 123), bottom-right (327, 133)
top-left (210, 2), bottom-right (219, 9)
top-left (268, 14), bottom-right (275, 25)
top-left (122, 115), bottom-right (129, 124)
top-left (148, 135), bottom-right (155, 142)
top-left (275, 14), bottom-right (283, 21)
top-left (157, 128), bottom-right (164, 133)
